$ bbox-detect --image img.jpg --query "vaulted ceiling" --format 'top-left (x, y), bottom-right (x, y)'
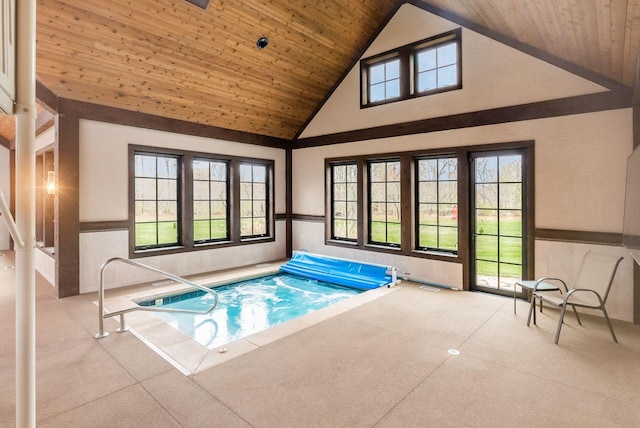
top-left (1, 0), bottom-right (639, 147)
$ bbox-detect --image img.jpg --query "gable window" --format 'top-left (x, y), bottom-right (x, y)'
top-left (193, 159), bottom-right (229, 243)
top-left (416, 156), bottom-right (458, 253)
top-left (240, 163), bottom-right (268, 238)
top-left (415, 40), bottom-right (459, 94)
top-left (361, 29), bottom-right (461, 107)
top-left (134, 153), bottom-right (180, 249)
top-left (368, 159), bottom-right (401, 246)
top-left (368, 57), bottom-right (401, 103)
top-left (331, 162), bottom-right (358, 241)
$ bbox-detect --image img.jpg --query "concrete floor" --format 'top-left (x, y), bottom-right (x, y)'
top-left (1, 250), bottom-right (640, 427)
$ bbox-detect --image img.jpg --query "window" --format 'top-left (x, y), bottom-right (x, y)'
top-left (361, 29), bottom-right (461, 107)
top-left (331, 163), bottom-right (358, 241)
top-left (416, 157), bottom-right (458, 253)
top-left (193, 159), bottom-right (228, 243)
top-left (240, 163), bottom-right (268, 238)
top-left (415, 41), bottom-right (459, 94)
top-left (130, 146), bottom-right (273, 257)
top-left (134, 153), bottom-right (180, 249)
top-left (325, 142), bottom-right (533, 291)
top-left (368, 159), bottom-right (401, 246)
top-left (368, 57), bottom-right (400, 103)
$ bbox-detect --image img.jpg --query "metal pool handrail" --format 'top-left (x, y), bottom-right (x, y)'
top-left (95, 257), bottom-right (218, 339)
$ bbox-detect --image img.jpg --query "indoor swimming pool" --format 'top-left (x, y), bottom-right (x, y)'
top-left (137, 273), bottom-right (362, 349)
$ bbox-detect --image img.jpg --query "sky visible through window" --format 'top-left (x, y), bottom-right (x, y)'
top-left (416, 42), bottom-right (458, 93)
top-left (369, 59), bottom-right (400, 102)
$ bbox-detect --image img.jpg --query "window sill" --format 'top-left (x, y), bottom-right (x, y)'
top-left (194, 240), bottom-right (233, 248)
top-left (412, 249), bottom-right (461, 263)
top-left (132, 245), bottom-right (185, 256)
top-left (240, 236), bottom-right (274, 243)
top-left (365, 243), bottom-right (402, 251)
top-left (327, 239), bottom-right (358, 246)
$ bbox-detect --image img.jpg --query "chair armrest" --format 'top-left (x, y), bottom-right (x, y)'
top-left (533, 277), bottom-right (568, 293)
top-left (564, 288), bottom-right (604, 306)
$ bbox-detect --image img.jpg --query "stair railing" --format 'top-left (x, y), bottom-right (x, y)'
top-left (95, 257), bottom-right (218, 338)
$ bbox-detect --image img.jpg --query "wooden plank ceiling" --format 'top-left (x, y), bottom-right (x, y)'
top-left (35, 0), bottom-right (399, 140)
top-left (421, 0), bottom-right (640, 87)
top-left (0, 0), bottom-right (639, 145)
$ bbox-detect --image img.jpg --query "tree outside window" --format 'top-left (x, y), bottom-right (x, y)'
top-left (134, 154), bottom-right (180, 249)
top-left (369, 160), bottom-right (401, 246)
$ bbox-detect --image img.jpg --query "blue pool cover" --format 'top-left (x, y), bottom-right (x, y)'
top-left (280, 251), bottom-right (393, 290)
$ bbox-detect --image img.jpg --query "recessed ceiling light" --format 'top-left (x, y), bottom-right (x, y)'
top-left (256, 37), bottom-right (269, 50)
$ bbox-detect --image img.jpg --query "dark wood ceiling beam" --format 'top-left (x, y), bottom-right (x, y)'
top-left (39, 83), bottom-right (301, 139)
top-left (295, 89), bottom-right (632, 148)
top-left (36, 79), bottom-right (58, 112)
top-left (57, 98), bottom-right (292, 150)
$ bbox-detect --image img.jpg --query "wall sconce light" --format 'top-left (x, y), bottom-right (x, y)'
top-left (46, 171), bottom-right (56, 196)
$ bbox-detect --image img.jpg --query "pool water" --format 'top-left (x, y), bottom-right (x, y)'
top-left (148, 273), bottom-right (362, 349)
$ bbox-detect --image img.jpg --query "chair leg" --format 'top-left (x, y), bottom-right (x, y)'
top-left (527, 294), bottom-right (536, 326)
top-left (571, 305), bottom-right (582, 325)
top-left (601, 306), bottom-right (618, 343)
top-left (539, 299), bottom-right (544, 313)
top-left (554, 304), bottom-right (567, 344)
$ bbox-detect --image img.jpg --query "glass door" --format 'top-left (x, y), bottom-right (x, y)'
top-left (470, 151), bottom-right (526, 297)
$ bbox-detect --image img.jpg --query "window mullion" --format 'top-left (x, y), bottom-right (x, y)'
top-left (357, 159), bottom-right (365, 246)
top-left (400, 48), bottom-right (411, 99)
top-left (253, 166), bottom-right (257, 236)
top-left (182, 153), bottom-right (193, 249)
top-left (155, 158), bottom-right (160, 246)
top-left (230, 159), bottom-right (240, 242)
top-left (399, 154), bottom-right (411, 253)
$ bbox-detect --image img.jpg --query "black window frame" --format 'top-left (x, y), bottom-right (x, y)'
top-left (367, 158), bottom-right (402, 248)
top-left (413, 34), bottom-right (461, 96)
top-left (415, 155), bottom-right (459, 254)
top-left (239, 161), bottom-right (271, 239)
top-left (329, 161), bottom-right (359, 242)
top-left (360, 28), bottom-right (462, 108)
top-left (324, 141), bottom-right (534, 284)
top-left (128, 145), bottom-right (275, 258)
top-left (363, 54), bottom-right (402, 105)
top-left (133, 151), bottom-right (182, 251)
top-left (192, 157), bottom-right (230, 244)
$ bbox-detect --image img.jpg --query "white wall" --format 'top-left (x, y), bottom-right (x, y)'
top-left (79, 120), bottom-right (287, 221)
top-left (295, 110), bottom-right (632, 232)
top-left (0, 145), bottom-right (9, 250)
top-left (78, 120), bottom-right (287, 293)
top-left (291, 4), bottom-right (635, 321)
top-left (36, 126), bottom-right (55, 152)
top-left (300, 4), bottom-right (606, 139)
top-left (34, 127), bottom-right (56, 285)
top-left (292, 110), bottom-right (633, 321)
